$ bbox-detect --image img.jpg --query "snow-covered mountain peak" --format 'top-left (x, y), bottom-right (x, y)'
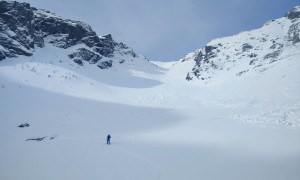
top-left (286, 5), bottom-right (300, 20)
top-left (0, 0), bottom-right (153, 70)
top-left (170, 6), bottom-right (300, 82)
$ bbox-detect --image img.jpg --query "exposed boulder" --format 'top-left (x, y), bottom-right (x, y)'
top-left (18, 123), bottom-right (30, 128)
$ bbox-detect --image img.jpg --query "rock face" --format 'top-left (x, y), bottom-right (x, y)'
top-left (176, 6), bottom-right (300, 81)
top-left (0, 1), bottom-right (144, 69)
top-left (286, 6), bottom-right (300, 20)
top-left (286, 6), bottom-right (300, 45)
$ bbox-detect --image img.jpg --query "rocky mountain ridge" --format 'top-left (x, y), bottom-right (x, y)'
top-left (177, 6), bottom-right (300, 82)
top-left (0, 0), bottom-right (144, 69)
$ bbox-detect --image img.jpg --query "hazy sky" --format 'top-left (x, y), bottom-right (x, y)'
top-left (17, 0), bottom-right (299, 61)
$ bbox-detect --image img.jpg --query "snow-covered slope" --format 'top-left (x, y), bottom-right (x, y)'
top-left (2, 72), bottom-right (299, 180)
top-left (165, 6), bottom-right (300, 127)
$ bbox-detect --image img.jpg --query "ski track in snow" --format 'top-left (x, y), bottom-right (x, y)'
top-left (110, 145), bottom-right (162, 180)
top-left (71, 137), bottom-right (162, 180)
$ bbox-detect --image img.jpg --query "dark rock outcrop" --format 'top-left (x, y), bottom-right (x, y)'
top-left (288, 22), bottom-right (300, 44)
top-left (242, 43), bottom-right (253, 52)
top-left (69, 48), bottom-right (102, 64)
top-left (18, 123), bottom-right (30, 128)
top-left (97, 60), bottom-right (113, 69)
top-left (286, 6), bottom-right (300, 20)
top-left (26, 136), bottom-right (46, 142)
top-left (190, 45), bottom-right (219, 79)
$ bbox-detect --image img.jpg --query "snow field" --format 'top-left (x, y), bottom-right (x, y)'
top-left (1, 65), bottom-right (300, 179)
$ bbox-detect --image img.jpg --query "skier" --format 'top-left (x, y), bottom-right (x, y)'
top-left (106, 134), bottom-right (111, 145)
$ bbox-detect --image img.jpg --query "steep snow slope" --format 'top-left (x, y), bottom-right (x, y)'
top-left (0, 44), bottom-right (166, 105)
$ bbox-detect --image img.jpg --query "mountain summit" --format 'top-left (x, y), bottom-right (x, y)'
top-left (0, 0), bottom-right (147, 69)
top-left (170, 6), bottom-right (300, 82)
